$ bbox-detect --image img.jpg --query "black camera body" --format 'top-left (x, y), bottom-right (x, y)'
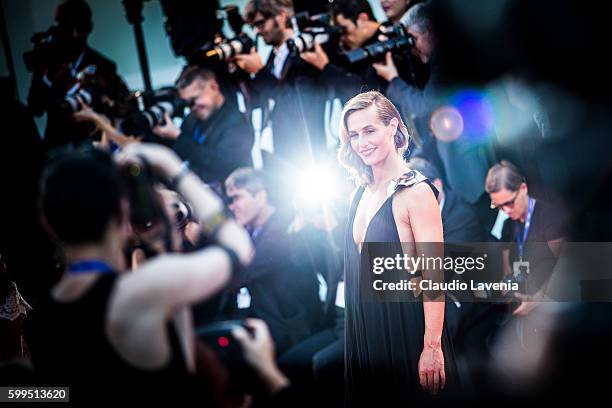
top-left (344, 23), bottom-right (415, 65)
top-left (287, 11), bottom-right (344, 53)
top-left (196, 320), bottom-right (250, 365)
top-left (196, 320), bottom-right (261, 395)
top-left (23, 26), bottom-right (63, 72)
top-left (121, 87), bottom-right (187, 136)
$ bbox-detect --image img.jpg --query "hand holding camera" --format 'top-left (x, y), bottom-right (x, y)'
top-left (116, 142), bottom-right (183, 180)
top-left (513, 290), bottom-right (544, 316)
top-left (233, 47), bottom-right (265, 74)
top-left (231, 318), bottom-right (290, 394)
top-left (372, 51), bottom-right (400, 82)
top-left (300, 42), bottom-right (329, 72)
top-left (152, 112), bottom-right (181, 140)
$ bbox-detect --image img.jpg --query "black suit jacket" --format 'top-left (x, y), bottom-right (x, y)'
top-left (233, 212), bottom-right (311, 353)
top-left (442, 188), bottom-right (483, 243)
top-left (249, 49), bottom-right (330, 162)
top-left (174, 99), bottom-right (253, 187)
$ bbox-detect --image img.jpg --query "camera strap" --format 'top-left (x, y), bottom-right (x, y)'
top-left (67, 260), bottom-right (114, 275)
top-left (516, 197), bottom-right (535, 261)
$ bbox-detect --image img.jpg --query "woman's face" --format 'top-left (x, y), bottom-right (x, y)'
top-left (346, 105), bottom-right (398, 167)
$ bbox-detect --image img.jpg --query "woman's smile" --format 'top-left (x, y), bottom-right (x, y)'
top-left (359, 146), bottom-right (377, 158)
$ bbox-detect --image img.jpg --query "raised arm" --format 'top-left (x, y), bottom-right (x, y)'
top-left (113, 143), bottom-right (253, 311)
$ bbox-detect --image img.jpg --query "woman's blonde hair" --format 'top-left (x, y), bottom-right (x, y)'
top-left (338, 91), bottom-right (410, 185)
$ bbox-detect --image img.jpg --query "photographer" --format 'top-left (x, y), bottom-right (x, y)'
top-left (27, 143), bottom-right (253, 402)
top-left (153, 66), bottom-right (254, 189)
top-left (485, 161), bottom-right (566, 316)
top-left (223, 167), bottom-right (313, 354)
top-left (300, 0), bottom-right (427, 104)
top-left (372, 1), bottom-right (437, 118)
top-left (26, 0), bottom-right (127, 153)
top-left (233, 0), bottom-right (330, 164)
top-left (299, 0), bottom-right (386, 102)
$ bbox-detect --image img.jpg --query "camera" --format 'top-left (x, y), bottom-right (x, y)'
top-left (287, 11), bottom-right (343, 53)
top-left (343, 23), bottom-right (415, 65)
top-left (196, 33), bottom-right (255, 66)
top-left (55, 65), bottom-right (101, 115)
top-left (187, 6), bottom-right (253, 67)
top-left (196, 320), bottom-right (260, 395)
top-left (22, 26), bottom-right (63, 72)
top-left (121, 87), bottom-right (187, 136)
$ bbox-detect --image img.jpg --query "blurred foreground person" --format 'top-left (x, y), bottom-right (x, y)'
top-left (28, 144), bottom-right (253, 404)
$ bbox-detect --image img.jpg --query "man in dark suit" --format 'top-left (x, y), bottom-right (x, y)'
top-left (153, 66), bottom-right (253, 190)
top-left (233, 0), bottom-right (330, 166)
top-left (27, 0), bottom-right (127, 153)
top-left (224, 168), bottom-right (313, 354)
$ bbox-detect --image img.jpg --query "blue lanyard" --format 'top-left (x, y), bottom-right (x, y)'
top-left (516, 197), bottom-right (535, 261)
top-left (193, 125), bottom-right (207, 145)
top-left (71, 51), bottom-right (85, 77)
top-left (67, 260), bottom-right (114, 275)
top-left (250, 225), bottom-right (263, 241)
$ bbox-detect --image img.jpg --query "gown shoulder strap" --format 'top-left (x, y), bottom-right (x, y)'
top-left (348, 186), bottom-right (366, 219)
top-left (394, 170), bottom-right (439, 200)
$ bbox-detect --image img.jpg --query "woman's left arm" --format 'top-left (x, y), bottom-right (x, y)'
top-left (397, 183), bottom-right (445, 395)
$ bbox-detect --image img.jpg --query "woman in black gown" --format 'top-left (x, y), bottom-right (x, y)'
top-left (338, 91), bottom-right (457, 405)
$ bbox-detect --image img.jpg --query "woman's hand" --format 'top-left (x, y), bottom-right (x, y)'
top-left (418, 341), bottom-right (446, 395)
top-left (115, 142), bottom-right (183, 179)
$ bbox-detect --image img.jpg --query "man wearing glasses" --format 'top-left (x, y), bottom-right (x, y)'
top-left (485, 160), bottom-right (566, 316)
top-left (153, 66), bottom-right (253, 191)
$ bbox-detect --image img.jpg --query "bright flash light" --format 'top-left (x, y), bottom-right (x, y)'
top-left (430, 106), bottom-right (464, 142)
top-left (294, 166), bottom-right (337, 209)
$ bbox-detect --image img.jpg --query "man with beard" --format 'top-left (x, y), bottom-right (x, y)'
top-left (234, 0), bottom-right (330, 165)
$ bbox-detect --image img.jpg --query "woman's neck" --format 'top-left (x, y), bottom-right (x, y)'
top-left (370, 154), bottom-right (408, 191)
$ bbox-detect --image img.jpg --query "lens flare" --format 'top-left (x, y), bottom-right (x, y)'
top-left (430, 106), bottom-right (464, 142)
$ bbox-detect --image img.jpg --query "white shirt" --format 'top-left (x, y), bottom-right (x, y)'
top-left (271, 42), bottom-right (290, 79)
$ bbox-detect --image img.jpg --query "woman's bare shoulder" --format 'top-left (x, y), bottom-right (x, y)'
top-left (394, 181), bottom-right (437, 207)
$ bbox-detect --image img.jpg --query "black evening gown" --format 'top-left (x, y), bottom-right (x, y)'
top-left (344, 173), bottom-right (458, 406)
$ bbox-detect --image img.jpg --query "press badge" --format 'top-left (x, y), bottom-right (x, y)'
top-left (237, 287), bottom-right (252, 309)
top-left (513, 260), bottom-right (530, 277)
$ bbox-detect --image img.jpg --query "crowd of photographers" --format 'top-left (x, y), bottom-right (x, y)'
top-left (0, 0), bottom-right (583, 405)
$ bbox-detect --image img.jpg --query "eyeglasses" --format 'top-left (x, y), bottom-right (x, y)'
top-left (252, 17), bottom-right (270, 30)
top-left (490, 190), bottom-right (520, 210)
